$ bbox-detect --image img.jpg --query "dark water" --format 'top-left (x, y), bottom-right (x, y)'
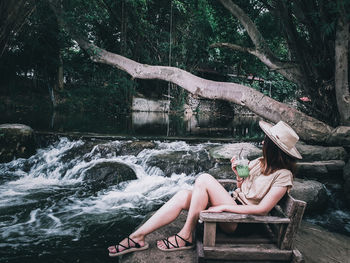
top-left (0, 109), bottom-right (263, 140)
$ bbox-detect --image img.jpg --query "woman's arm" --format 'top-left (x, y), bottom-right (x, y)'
top-left (204, 186), bottom-right (288, 215)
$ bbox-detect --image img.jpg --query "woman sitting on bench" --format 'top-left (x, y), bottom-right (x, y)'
top-left (108, 120), bottom-right (302, 257)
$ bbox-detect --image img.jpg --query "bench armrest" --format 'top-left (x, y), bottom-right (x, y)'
top-left (199, 211), bottom-right (290, 224)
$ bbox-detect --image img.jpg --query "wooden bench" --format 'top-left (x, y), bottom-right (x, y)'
top-left (196, 179), bottom-right (306, 262)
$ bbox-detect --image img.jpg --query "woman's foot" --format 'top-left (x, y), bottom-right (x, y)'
top-left (157, 233), bottom-right (194, 251)
top-left (108, 235), bottom-right (149, 257)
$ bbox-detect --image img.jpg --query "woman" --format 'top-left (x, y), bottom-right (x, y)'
top-left (108, 120), bottom-right (302, 257)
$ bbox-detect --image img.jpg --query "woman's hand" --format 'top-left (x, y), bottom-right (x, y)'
top-left (231, 156), bottom-right (242, 180)
top-left (203, 205), bottom-right (227, 213)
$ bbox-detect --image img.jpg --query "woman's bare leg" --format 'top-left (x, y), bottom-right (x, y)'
top-left (157, 173), bottom-right (238, 249)
top-left (108, 189), bottom-right (192, 253)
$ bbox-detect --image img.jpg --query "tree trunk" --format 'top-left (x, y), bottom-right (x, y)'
top-left (75, 39), bottom-right (332, 143)
top-left (335, 15), bottom-right (350, 125)
top-left (57, 50), bottom-right (64, 90)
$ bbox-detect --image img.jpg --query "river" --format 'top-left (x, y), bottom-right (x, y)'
top-left (0, 138), bottom-right (212, 262)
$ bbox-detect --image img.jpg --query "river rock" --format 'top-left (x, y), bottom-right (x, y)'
top-left (84, 140), bottom-right (156, 160)
top-left (118, 141), bottom-right (156, 156)
top-left (327, 125), bottom-right (350, 146)
top-left (296, 160), bottom-right (345, 180)
top-left (208, 164), bottom-right (235, 180)
top-left (209, 142), bottom-right (261, 162)
top-left (83, 161), bottom-right (137, 188)
top-left (0, 123), bottom-right (37, 163)
top-left (146, 149), bottom-right (215, 176)
top-left (291, 179), bottom-right (327, 213)
top-left (296, 142), bottom-right (347, 161)
top-left (343, 160), bottom-right (350, 206)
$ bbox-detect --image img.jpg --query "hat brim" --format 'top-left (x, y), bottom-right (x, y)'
top-left (259, 121), bottom-right (302, 160)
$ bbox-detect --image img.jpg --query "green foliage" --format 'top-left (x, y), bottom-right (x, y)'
top-left (2, 0), bottom-right (345, 121)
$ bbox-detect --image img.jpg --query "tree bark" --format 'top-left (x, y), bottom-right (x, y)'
top-left (57, 50), bottom-right (64, 90)
top-left (217, 0), bottom-right (304, 87)
top-left (335, 14), bottom-right (350, 125)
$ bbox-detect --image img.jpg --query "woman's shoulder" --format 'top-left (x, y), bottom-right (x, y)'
top-left (273, 168), bottom-right (293, 178)
top-left (248, 157), bottom-right (262, 169)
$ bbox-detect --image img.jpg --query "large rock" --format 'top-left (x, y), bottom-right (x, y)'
top-left (296, 143), bottom-right (347, 161)
top-left (209, 142), bottom-right (262, 162)
top-left (146, 149), bottom-right (215, 176)
top-left (0, 123), bottom-right (37, 163)
top-left (82, 161), bottom-right (137, 192)
top-left (291, 179), bottom-right (328, 213)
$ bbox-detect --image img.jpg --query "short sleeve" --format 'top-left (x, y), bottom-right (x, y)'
top-left (272, 170), bottom-right (293, 189)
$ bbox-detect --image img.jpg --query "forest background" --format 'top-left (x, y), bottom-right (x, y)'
top-left (1, 0), bottom-right (349, 143)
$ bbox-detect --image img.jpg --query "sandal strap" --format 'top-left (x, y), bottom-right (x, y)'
top-left (115, 236), bottom-right (141, 253)
top-left (162, 237), bottom-right (178, 249)
top-left (175, 234), bottom-right (192, 246)
top-left (127, 237), bottom-right (141, 248)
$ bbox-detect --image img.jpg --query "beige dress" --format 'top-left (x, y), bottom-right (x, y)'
top-left (232, 158), bottom-right (293, 205)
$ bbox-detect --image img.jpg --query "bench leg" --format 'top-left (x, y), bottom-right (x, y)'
top-left (203, 222), bottom-right (216, 247)
top-left (292, 249), bottom-right (304, 263)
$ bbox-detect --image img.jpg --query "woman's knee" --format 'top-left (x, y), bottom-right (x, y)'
top-left (173, 189), bottom-right (192, 209)
top-left (195, 173), bottom-right (214, 187)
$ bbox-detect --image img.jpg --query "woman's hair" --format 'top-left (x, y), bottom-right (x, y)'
top-left (260, 136), bottom-right (297, 175)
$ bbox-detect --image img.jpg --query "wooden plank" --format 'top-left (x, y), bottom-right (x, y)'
top-left (217, 235), bottom-right (275, 244)
top-left (200, 212), bottom-right (290, 224)
top-left (203, 244), bottom-right (293, 261)
top-left (203, 222), bottom-right (216, 246)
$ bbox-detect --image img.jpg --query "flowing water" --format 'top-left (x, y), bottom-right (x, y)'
top-left (0, 138), bottom-right (216, 263)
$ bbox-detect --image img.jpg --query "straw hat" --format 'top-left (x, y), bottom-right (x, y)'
top-left (259, 120), bottom-right (302, 160)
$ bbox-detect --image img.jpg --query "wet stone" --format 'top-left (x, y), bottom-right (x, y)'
top-left (209, 142), bottom-right (262, 162)
top-left (146, 149), bottom-right (215, 177)
top-left (0, 123), bottom-right (37, 163)
top-left (291, 178), bottom-right (328, 214)
top-left (82, 161), bottom-right (137, 193)
top-left (296, 142), bottom-right (347, 161)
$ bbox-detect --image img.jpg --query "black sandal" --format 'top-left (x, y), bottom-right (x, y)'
top-left (158, 234), bottom-right (194, 251)
top-left (108, 236), bottom-right (149, 257)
